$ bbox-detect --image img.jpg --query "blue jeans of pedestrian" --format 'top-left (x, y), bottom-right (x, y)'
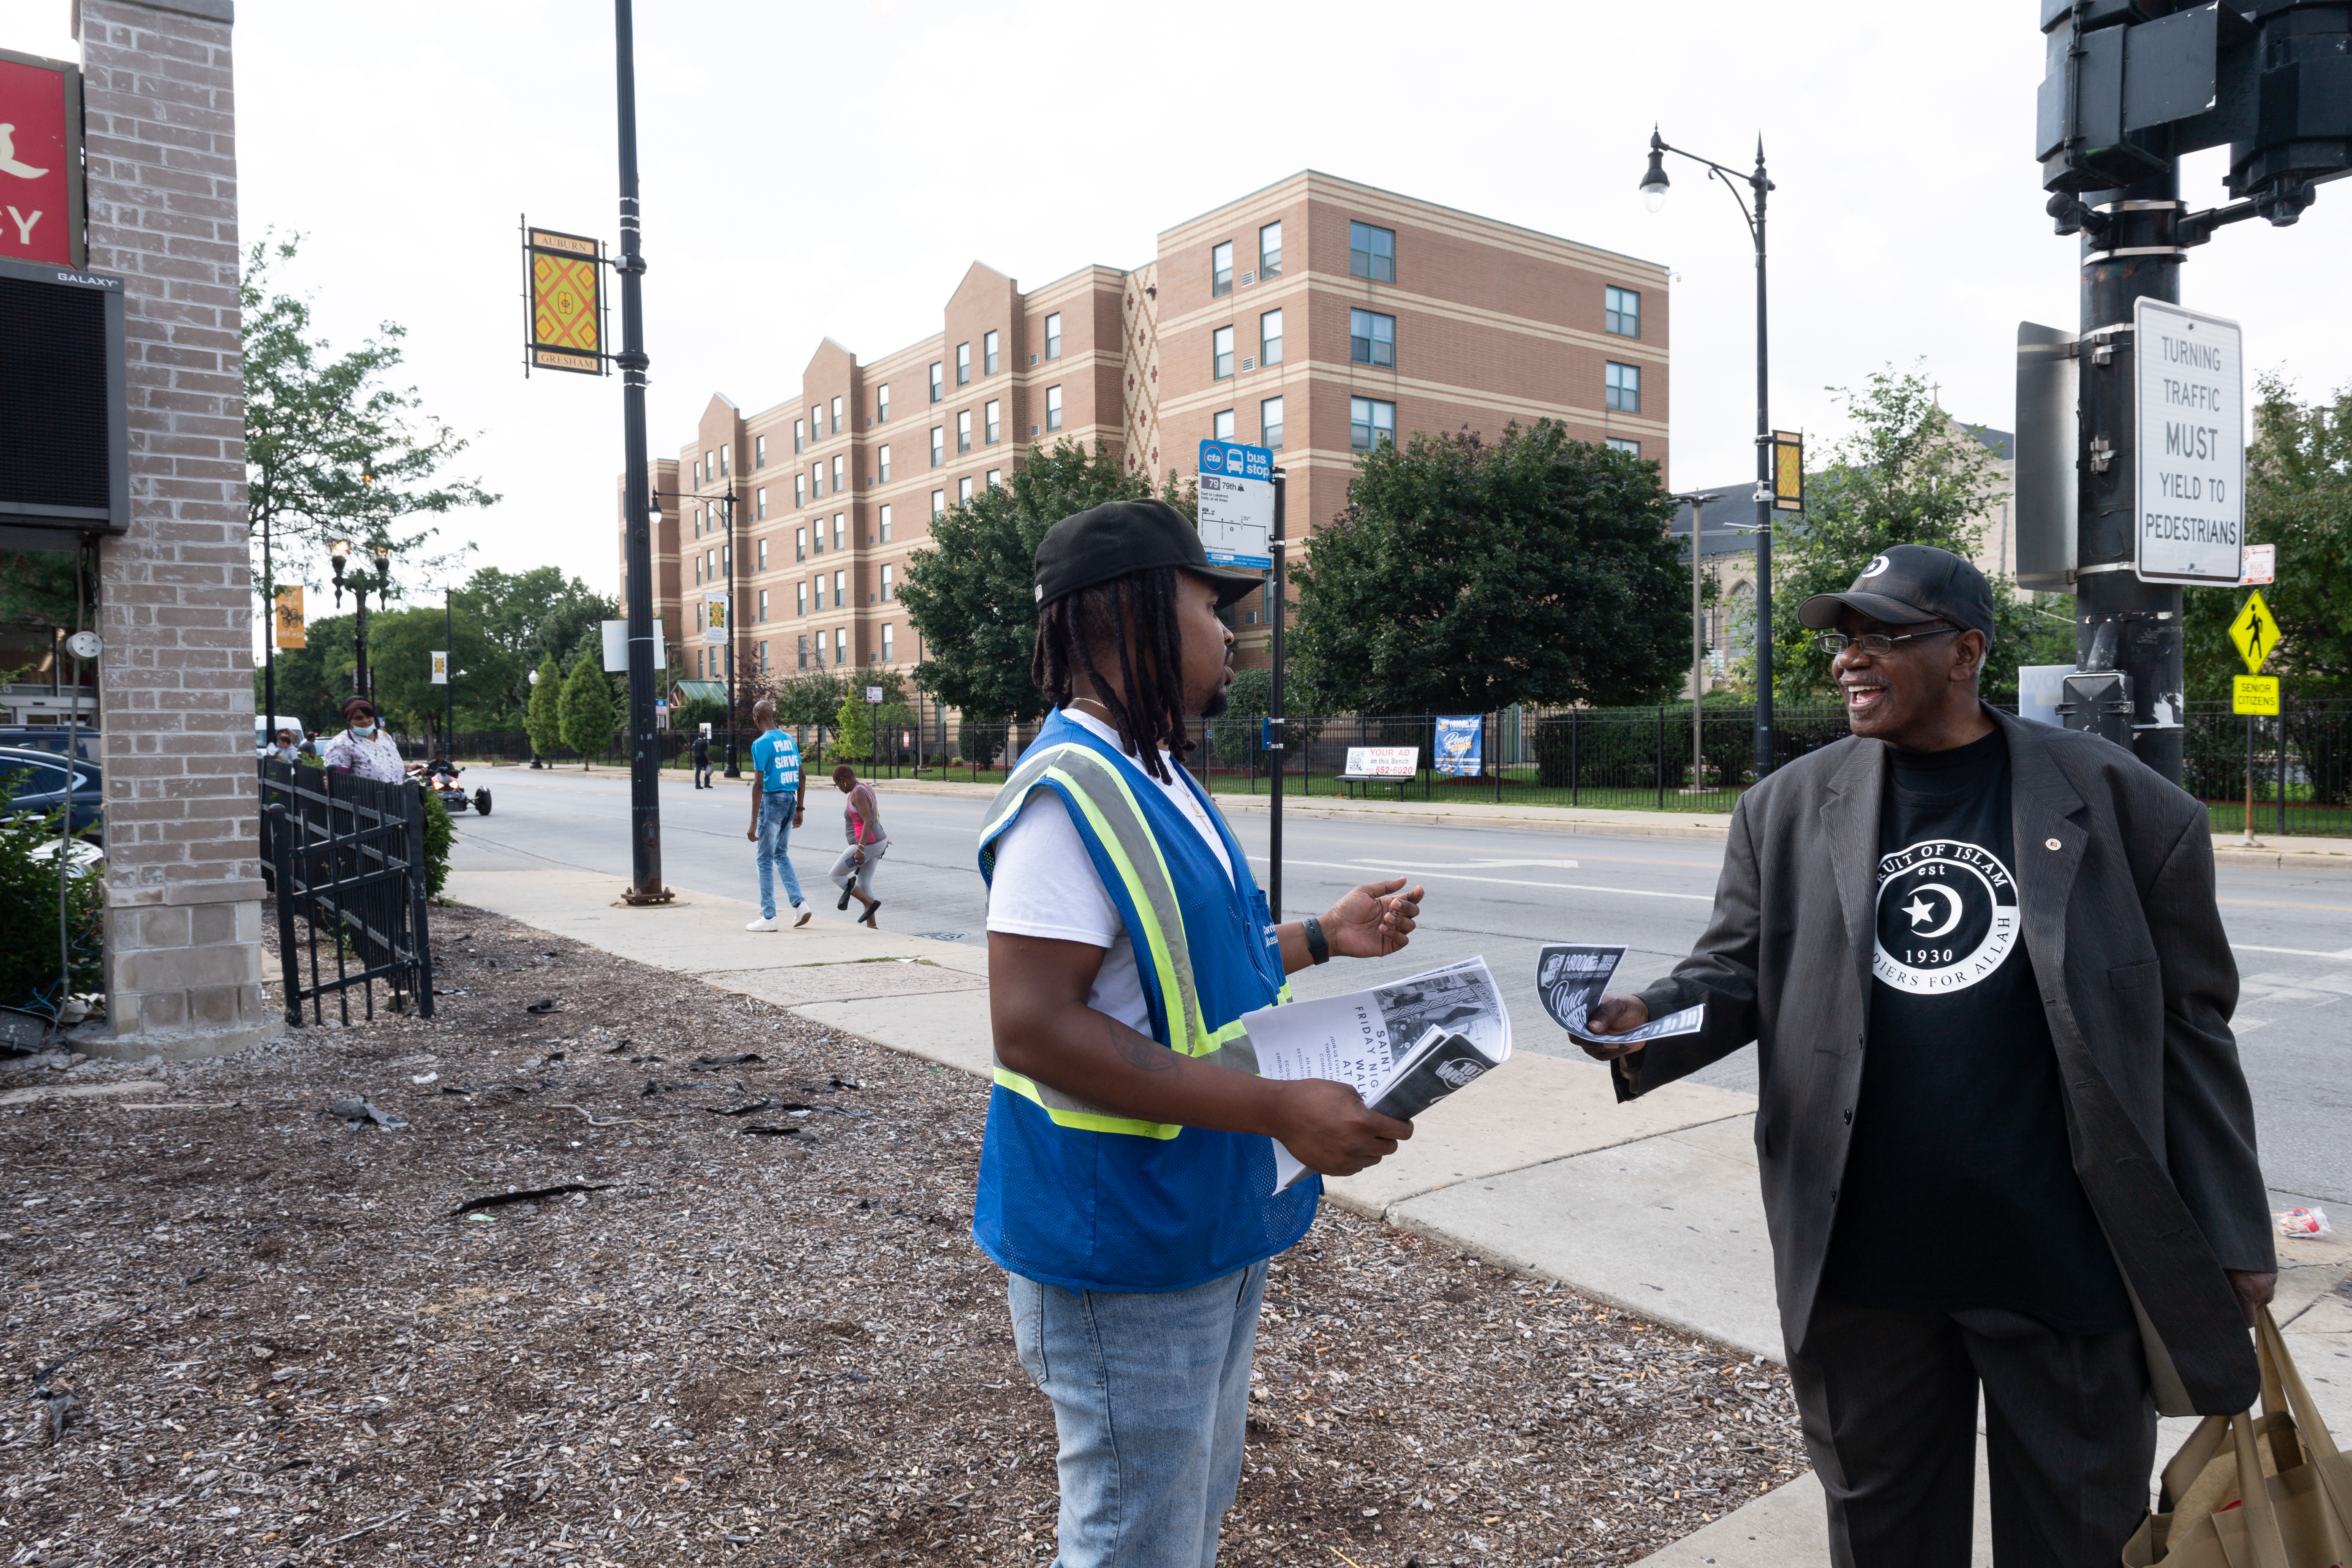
top-left (1008, 1260), bottom-right (1267, 1568)
top-left (756, 791), bottom-right (804, 919)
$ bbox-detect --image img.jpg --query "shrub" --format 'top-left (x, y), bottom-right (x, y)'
top-left (0, 793), bottom-right (103, 1012)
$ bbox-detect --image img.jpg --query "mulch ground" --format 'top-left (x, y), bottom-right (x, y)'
top-left (0, 899), bottom-right (1808, 1568)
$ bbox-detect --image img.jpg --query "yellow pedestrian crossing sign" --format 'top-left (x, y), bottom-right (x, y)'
top-left (2228, 591), bottom-right (2280, 674)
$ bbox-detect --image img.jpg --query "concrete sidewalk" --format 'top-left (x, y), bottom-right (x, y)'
top-left (441, 867), bottom-right (2352, 1568)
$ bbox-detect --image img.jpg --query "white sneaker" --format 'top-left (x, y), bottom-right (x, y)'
top-left (744, 916), bottom-right (779, 931)
top-left (792, 908), bottom-right (812, 928)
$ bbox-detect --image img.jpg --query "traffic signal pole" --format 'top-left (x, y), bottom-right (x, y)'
top-left (613, 0), bottom-right (668, 903)
top-left (2074, 169), bottom-right (2188, 782)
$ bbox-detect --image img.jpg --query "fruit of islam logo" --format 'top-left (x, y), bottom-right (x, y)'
top-left (1862, 554), bottom-right (1891, 579)
top-left (1872, 838), bottom-right (2019, 994)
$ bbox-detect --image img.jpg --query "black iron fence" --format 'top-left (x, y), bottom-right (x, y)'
top-left (259, 760), bottom-right (435, 1026)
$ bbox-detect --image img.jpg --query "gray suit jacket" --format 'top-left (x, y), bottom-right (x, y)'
top-left (1618, 706), bottom-right (2272, 1414)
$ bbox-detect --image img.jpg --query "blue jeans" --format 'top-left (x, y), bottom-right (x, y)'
top-left (1008, 1261), bottom-right (1267, 1568)
top-left (756, 792), bottom-right (805, 918)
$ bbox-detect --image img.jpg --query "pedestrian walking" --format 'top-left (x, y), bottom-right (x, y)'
top-left (319, 696), bottom-right (407, 783)
top-left (691, 727), bottom-right (712, 788)
top-left (830, 764), bottom-right (887, 928)
top-left (980, 498), bottom-right (1428, 1568)
top-left (1576, 545), bottom-right (2274, 1568)
top-left (743, 700), bottom-right (810, 931)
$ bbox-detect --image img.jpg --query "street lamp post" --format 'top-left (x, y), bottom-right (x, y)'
top-left (327, 538), bottom-right (393, 703)
top-left (613, 0), bottom-right (667, 904)
top-left (1642, 127), bottom-right (1777, 781)
top-left (1672, 491), bottom-right (1714, 792)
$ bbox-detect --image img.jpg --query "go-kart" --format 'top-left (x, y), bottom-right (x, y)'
top-left (416, 763), bottom-right (491, 817)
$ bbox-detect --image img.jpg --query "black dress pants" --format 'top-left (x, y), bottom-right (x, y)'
top-left (1788, 1294), bottom-right (2156, 1568)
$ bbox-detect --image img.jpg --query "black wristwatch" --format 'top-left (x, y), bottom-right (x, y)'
top-left (1301, 914), bottom-right (1331, 966)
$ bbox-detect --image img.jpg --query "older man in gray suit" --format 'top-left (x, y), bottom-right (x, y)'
top-left (1579, 545), bottom-right (2275, 1568)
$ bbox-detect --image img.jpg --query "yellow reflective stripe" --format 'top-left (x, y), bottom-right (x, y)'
top-left (1041, 763), bottom-right (1204, 1056)
top-left (991, 1066), bottom-right (1181, 1140)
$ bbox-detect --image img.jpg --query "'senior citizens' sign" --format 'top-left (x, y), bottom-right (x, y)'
top-left (2133, 298), bottom-right (2243, 586)
top-left (1197, 439), bottom-right (1274, 570)
top-left (1433, 716), bottom-right (1483, 777)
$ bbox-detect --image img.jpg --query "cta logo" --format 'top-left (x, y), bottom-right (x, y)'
top-left (1203, 446), bottom-right (1227, 474)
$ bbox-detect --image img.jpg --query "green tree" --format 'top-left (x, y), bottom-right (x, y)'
top-left (2183, 376), bottom-right (2352, 702)
top-left (243, 233), bottom-right (495, 656)
top-left (1212, 667), bottom-right (1330, 765)
top-left (1292, 421), bottom-right (1686, 714)
top-left (899, 439), bottom-right (1195, 725)
top-left (1769, 367), bottom-right (2069, 702)
top-left (557, 651), bottom-right (616, 768)
top-left (525, 654), bottom-right (565, 759)
top-left (364, 606), bottom-right (502, 740)
top-left (453, 566), bottom-right (616, 724)
top-left (832, 691), bottom-right (875, 762)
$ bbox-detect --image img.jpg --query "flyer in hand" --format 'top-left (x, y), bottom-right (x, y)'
top-left (1241, 957), bottom-right (1512, 1192)
top-left (1535, 942), bottom-right (1706, 1045)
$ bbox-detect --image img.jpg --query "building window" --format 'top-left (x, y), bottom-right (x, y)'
top-left (984, 399), bottom-right (1000, 445)
top-left (809, 406), bottom-right (821, 442)
top-left (1260, 220), bottom-right (1282, 278)
top-left (1349, 220), bottom-right (1395, 283)
top-left (984, 329), bottom-right (999, 376)
top-left (956, 343), bottom-right (971, 386)
top-left (877, 383), bottom-right (891, 422)
top-left (1605, 361), bottom-right (1641, 413)
top-left (1213, 324), bottom-right (1234, 380)
top-left (833, 570), bottom-right (846, 610)
top-left (831, 455), bottom-right (844, 494)
top-left (881, 623), bottom-right (895, 662)
top-left (931, 488), bottom-right (946, 517)
top-left (1349, 396), bottom-right (1396, 452)
top-left (1349, 309), bottom-right (1396, 368)
top-left (1212, 240), bottom-right (1233, 297)
top-left (1605, 286), bottom-right (1640, 338)
top-left (956, 409), bottom-right (972, 454)
top-left (719, 447), bottom-right (730, 476)
top-left (986, 468), bottom-right (1002, 490)
top-left (814, 573), bottom-right (826, 611)
top-left (757, 588), bottom-right (769, 623)
top-left (877, 444), bottom-right (892, 483)
top-left (958, 476), bottom-right (973, 504)
top-left (794, 419), bottom-right (805, 454)
top-left (1262, 396), bottom-right (1284, 450)
top-left (796, 527), bottom-right (807, 562)
top-left (833, 514), bottom-right (844, 551)
top-left (798, 634), bottom-right (809, 669)
top-left (811, 462), bottom-right (823, 499)
top-left (798, 580), bottom-right (808, 617)
top-left (694, 555), bottom-right (702, 585)
top-left (879, 504), bottom-right (893, 543)
top-left (757, 537), bottom-right (768, 570)
top-left (795, 474), bottom-right (806, 509)
top-left (812, 517), bottom-right (824, 555)
top-left (929, 362), bottom-right (943, 402)
top-left (1213, 408), bottom-right (1235, 441)
top-left (1045, 384), bottom-right (1062, 432)
top-left (755, 486), bottom-right (768, 520)
top-left (835, 628), bottom-right (848, 665)
top-left (1044, 311), bottom-right (1062, 360)
top-left (694, 506), bottom-right (704, 536)
top-left (928, 425), bottom-right (946, 468)
top-left (1606, 437), bottom-right (1642, 456)
top-left (755, 434), bottom-right (767, 468)
top-left (1260, 308), bottom-right (1282, 367)
top-left (759, 640), bottom-right (769, 673)
top-left (829, 396), bottom-right (842, 435)
top-left (880, 563), bottom-right (894, 601)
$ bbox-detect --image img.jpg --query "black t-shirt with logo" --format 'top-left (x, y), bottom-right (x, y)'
top-left (1819, 727), bottom-right (2133, 1335)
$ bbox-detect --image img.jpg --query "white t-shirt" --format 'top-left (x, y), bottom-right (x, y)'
top-left (985, 708), bottom-right (1234, 1034)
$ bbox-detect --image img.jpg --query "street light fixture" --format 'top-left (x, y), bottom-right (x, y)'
top-left (1640, 124), bottom-right (1778, 783)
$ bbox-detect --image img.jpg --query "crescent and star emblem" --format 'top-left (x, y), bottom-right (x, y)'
top-left (1902, 885), bottom-right (1963, 938)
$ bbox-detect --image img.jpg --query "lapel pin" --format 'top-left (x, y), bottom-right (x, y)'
top-left (2045, 838), bottom-right (2062, 850)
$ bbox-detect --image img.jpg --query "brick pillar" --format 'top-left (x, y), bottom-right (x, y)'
top-left (79, 0), bottom-right (275, 1059)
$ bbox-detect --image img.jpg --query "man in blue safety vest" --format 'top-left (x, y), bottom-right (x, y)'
top-left (978, 498), bottom-right (1428, 1566)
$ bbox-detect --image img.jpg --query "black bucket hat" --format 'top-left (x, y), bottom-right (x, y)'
top-left (1033, 498), bottom-right (1263, 610)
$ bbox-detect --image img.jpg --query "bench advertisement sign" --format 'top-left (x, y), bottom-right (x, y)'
top-left (1342, 746), bottom-right (1418, 779)
top-left (1197, 439), bottom-right (1274, 569)
top-left (1434, 715), bottom-right (1483, 777)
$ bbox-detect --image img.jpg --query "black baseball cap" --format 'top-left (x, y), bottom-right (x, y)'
top-left (1033, 498), bottom-right (1263, 610)
top-left (1797, 544), bottom-right (1996, 642)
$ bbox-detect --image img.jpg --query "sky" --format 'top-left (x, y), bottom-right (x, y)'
top-left (7, 0), bottom-right (2349, 621)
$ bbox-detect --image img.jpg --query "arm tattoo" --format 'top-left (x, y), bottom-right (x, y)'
top-left (1106, 1016), bottom-right (1181, 1074)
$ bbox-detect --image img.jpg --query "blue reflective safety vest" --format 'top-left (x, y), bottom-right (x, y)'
top-left (972, 708), bottom-right (1317, 1294)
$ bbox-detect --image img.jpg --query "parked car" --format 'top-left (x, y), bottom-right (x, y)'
top-left (0, 745), bottom-right (102, 842)
top-left (0, 725), bottom-right (98, 763)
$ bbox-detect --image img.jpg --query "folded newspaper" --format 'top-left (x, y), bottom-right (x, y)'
top-left (1241, 957), bottom-right (1512, 1193)
top-left (1534, 942), bottom-right (1705, 1044)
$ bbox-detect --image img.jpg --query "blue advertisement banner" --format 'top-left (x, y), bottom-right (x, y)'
top-left (1433, 715), bottom-right (1483, 777)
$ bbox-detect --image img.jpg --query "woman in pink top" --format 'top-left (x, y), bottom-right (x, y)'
top-left (830, 763), bottom-right (886, 928)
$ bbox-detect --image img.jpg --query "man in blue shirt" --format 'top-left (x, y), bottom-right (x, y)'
top-left (744, 699), bottom-right (810, 930)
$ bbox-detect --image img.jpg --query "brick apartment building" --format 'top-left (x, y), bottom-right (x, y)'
top-left (625, 170), bottom-right (1670, 702)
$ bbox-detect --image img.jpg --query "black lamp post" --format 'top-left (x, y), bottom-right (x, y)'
top-left (1641, 126), bottom-right (1778, 782)
top-left (327, 536), bottom-right (394, 705)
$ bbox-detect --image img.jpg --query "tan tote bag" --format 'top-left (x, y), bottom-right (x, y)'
top-left (2123, 1309), bottom-right (2352, 1568)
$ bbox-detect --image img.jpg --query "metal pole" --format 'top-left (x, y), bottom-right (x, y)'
top-left (444, 587), bottom-right (455, 753)
top-left (723, 491), bottom-right (740, 778)
top-left (614, 0), bottom-right (666, 901)
top-left (1750, 139), bottom-right (1775, 783)
top-left (262, 517), bottom-right (275, 740)
top-left (2076, 165), bottom-right (2186, 783)
top-left (2245, 713), bottom-right (2256, 844)
top-left (1268, 468), bottom-right (1287, 922)
top-left (355, 592), bottom-right (368, 702)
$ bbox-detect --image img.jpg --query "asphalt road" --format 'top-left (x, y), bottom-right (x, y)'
top-left (448, 763), bottom-right (2352, 1211)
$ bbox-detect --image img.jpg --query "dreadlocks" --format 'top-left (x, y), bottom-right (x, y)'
top-left (1031, 565), bottom-right (1195, 784)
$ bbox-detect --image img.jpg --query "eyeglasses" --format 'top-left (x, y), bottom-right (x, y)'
top-left (1816, 627), bottom-right (1962, 656)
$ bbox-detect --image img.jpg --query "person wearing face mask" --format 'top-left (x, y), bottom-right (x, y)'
top-left (321, 695), bottom-right (408, 783)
